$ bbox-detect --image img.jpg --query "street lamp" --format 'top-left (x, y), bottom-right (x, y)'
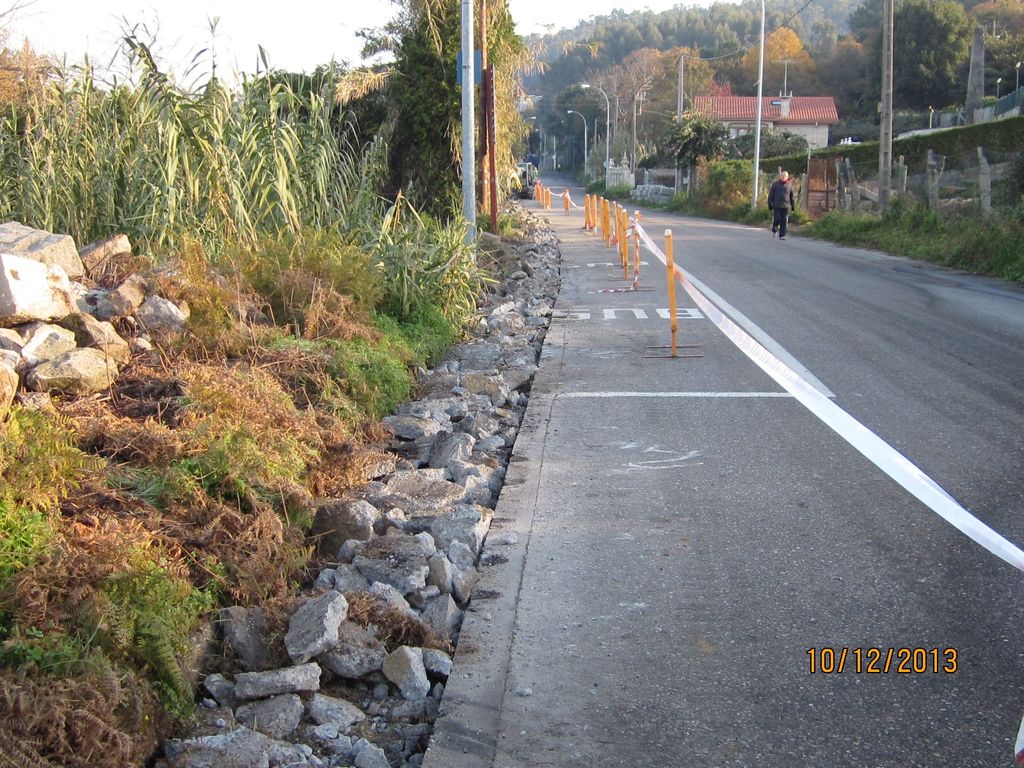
top-left (632, 88), bottom-right (646, 172)
top-left (580, 83), bottom-right (611, 174)
top-left (1016, 61), bottom-right (1021, 93)
top-left (996, 77), bottom-right (1002, 99)
top-left (928, 106), bottom-right (934, 130)
top-left (566, 110), bottom-right (588, 176)
top-left (751, 0), bottom-right (766, 210)
top-left (526, 117), bottom-right (545, 164)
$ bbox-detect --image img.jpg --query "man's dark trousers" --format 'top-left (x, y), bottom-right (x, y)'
top-left (772, 207), bottom-right (790, 238)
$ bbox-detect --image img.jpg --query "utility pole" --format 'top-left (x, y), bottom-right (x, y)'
top-left (751, 0), bottom-right (766, 210)
top-left (676, 55), bottom-right (684, 192)
top-left (460, 0), bottom-right (476, 240)
top-left (479, 0), bottom-right (498, 233)
top-left (879, 0), bottom-right (894, 213)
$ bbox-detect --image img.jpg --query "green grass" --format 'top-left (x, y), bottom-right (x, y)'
top-left (808, 202), bottom-right (1024, 281)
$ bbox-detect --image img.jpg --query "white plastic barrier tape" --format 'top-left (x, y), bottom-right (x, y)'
top-left (634, 222), bottom-right (1024, 574)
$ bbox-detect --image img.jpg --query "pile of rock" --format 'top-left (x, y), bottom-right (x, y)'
top-left (0, 221), bottom-right (188, 416)
top-left (162, 213), bottom-right (561, 768)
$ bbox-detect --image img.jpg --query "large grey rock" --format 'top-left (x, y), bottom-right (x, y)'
top-left (137, 294), bottom-right (188, 332)
top-left (430, 505), bottom-right (493, 557)
top-left (310, 499), bottom-right (378, 556)
top-left (386, 470), bottom-right (466, 510)
top-left (18, 322), bottom-right (77, 365)
top-left (317, 621), bottom-right (387, 679)
top-left (503, 365), bottom-right (538, 392)
top-left (0, 362), bottom-right (16, 420)
top-left (307, 693), bottom-right (366, 729)
top-left (234, 694), bottom-right (304, 740)
top-left (381, 414), bottom-right (444, 441)
top-left (0, 252), bottom-right (75, 326)
top-left (0, 221), bottom-right (84, 279)
top-left (368, 581), bottom-right (414, 615)
top-left (460, 372), bottom-right (509, 406)
top-left (163, 726), bottom-right (273, 768)
top-left (352, 741), bottom-right (390, 768)
top-left (428, 432), bottom-right (476, 469)
top-left (449, 340), bottom-right (504, 370)
top-left (0, 327), bottom-right (22, 352)
top-left (220, 606), bottom-right (269, 671)
top-left (382, 646), bottom-right (430, 700)
top-left (422, 649), bottom-right (452, 680)
top-left (58, 312), bottom-right (131, 363)
top-left (315, 563), bottom-right (375, 594)
top-left (78, 233), bottom-right (131, 275)
top-left (427, 554), bottom-right (453, 594)
top-left (353, 536), bottom-right (430, 595)
top-left (448, 540), bottom-right (475, 571)
top-left (284, 590), bottom-right (348, 664)
top-left (234, 663), bottom-right (321, 700)
top-left (25, 348), bottom-right (118, 395)
top-left (202, 673), bottom-right (239, 709)
top-left (451, 565), bottom-right (480, 605)
top-left (111, 273), bottom-right (149, 312)
top-left (420, 594), bottom-right (461, 641)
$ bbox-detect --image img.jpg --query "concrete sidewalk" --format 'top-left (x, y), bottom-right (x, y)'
top-left (422, 189), bottom-right (784, 767)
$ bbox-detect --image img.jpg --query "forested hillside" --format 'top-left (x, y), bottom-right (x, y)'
top-left (524, 0), bottom-right (1023, 162)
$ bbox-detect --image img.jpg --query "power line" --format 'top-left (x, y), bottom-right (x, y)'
top-left (682, 0), bottom-right (821, 63)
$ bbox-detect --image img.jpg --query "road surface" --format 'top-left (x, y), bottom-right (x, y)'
top-left (424, 175), bottom-right (1024, 768)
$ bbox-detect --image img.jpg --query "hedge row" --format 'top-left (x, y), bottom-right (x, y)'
top-left (766, 115), bottom-right (1024, 175)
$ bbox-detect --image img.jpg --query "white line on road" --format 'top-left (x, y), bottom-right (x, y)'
top-left (559, 391), bottom-right (792, 398)
top-left (635, 224), bottom-right (1024, 574)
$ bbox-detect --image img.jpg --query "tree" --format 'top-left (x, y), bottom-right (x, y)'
top-left (664, 112), bottom-right (728, 166)
top-left (728, 127), bottom-right (808, 158)
top-left (884, 0), bottom-right (973, 110)
top-left (340, 0), bottom-right (528, 219)
top-left (740, 27), bottom-right (813, 95)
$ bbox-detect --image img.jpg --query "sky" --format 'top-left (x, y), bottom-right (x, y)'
top-left (5, 0), bottom-right (696, 80)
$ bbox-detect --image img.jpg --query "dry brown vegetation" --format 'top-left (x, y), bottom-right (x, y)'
top-left (0, 227), bottom-right (471, 766)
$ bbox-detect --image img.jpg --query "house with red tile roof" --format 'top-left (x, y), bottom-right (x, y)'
top-left (691, 96), bottom-right (839, 150)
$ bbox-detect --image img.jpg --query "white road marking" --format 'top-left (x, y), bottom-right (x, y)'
top-left (560, 391), bottom-right (792, 398)
top-left (683, 271), bottom-right (834, 397)
top-left (634, 224), bottom-right (1024, 574)
top-left (603, 308), bottom-right (648, 320)
top-left (657, 308), bottom-right (703, 319)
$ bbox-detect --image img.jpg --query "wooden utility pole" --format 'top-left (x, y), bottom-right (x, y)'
top-left (878, 0), bottom-right (894, 212)
top-left (479, 0), bottom-right (498, 232)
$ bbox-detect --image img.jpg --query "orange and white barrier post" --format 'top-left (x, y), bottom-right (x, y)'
top-left (631, 211), bottom-right (642, 289)
top-left (562, 188), bottom-right (571, 214)
top-left (665, 229), bottom-right (678, 357)
top-left (618, 206), bottom-right (629, 279)
top-left (602, 198), bottom-right (611, 247)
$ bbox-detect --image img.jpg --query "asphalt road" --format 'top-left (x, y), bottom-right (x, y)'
top-left (424, 175), bottom-right (1024, 768)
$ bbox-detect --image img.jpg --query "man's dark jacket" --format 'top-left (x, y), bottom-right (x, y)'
top-left (768, 180), bottom-right (795, 210)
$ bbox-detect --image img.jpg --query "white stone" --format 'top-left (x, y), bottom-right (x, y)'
top-left (382, 646), bottom-right (430, 700)
top-left (307, 693), bottom-right (366, 729)
top-left (0, 252), bottom-right (75, 325)
top-left (422, 649), bottom-right (452, 680)
top-left (233, 663), bottom-right (321, 700)
top-left (136, 294), bottom-right (187, 332)
top-left (284, 590), bottom-right (348, 664)
top-left (58, 313), bottom-right (131, 363)
top-left (18, 322), bottom-right (77, 365)
top-left (0, 221), bottom-right (84, 279)
top-left (25, 348), bottom-right (118, 396)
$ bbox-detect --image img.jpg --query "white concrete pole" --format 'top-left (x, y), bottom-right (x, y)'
top-left (461, 0), bottom-right (476, 240)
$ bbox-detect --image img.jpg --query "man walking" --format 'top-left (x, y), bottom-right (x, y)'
top-left (768, 170), bottom-right (796, 240)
